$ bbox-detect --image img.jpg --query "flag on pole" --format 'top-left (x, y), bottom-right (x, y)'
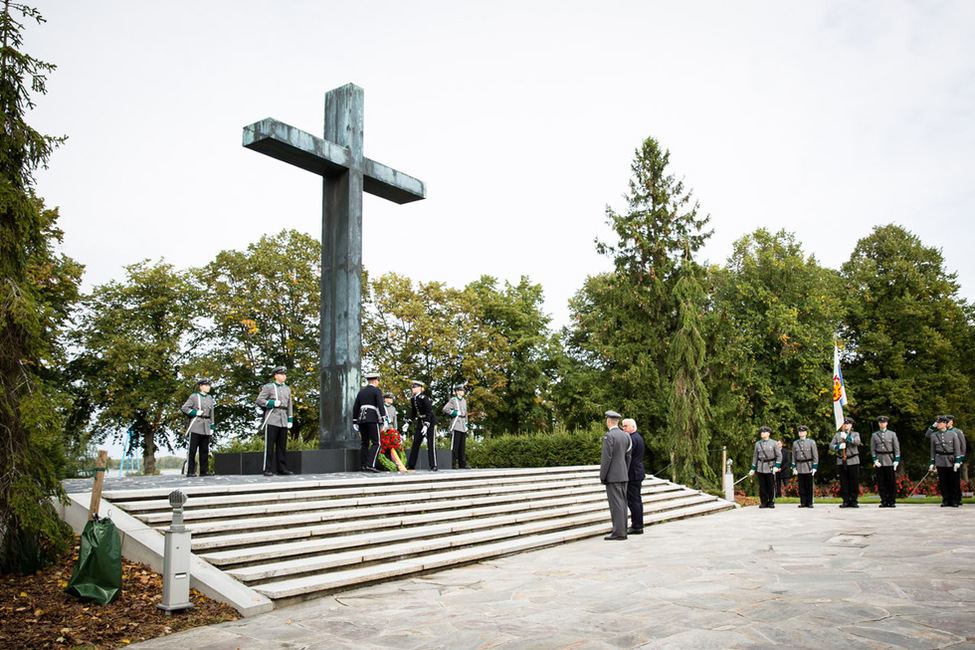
top-left (832, 342), bottom-right (848, 431)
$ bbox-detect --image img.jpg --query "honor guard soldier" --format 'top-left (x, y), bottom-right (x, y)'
top-left (405, 380), bottom-right (439, 471)
top-left (381, 392), bottom-right (398, 432)
top-left (443, 383), bottom-right (470, 469)
top-left (749, 426), bottom-right (782, 508)
top-left (831, 417), bottom-right (861, 507)
top-left (257, 366), bottom-right (293, 476)
top-left (929, 415), bottom-right (963, 507)
top-left (353, 372), bottom-right (386, 473)
top-left (871, 416), bottom-right (901, 508)
top-left (600, 410), bottom-right (631, 540)
top-left (791, 425), bottom-right (818, 508)
top-left (180, 378), bottom-right (215, 477)
top-left (946, 415), bottom-right (966, 506)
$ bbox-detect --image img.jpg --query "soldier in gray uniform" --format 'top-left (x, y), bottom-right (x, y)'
top-left (180, 378), bottom-right (215, 477)
top-left (381, 392), bottom-right (398, 432)
top-left (929, 415), bottom-right (963, 507)
top-left (442, 383), bottom-right (470, 469)
top-left (256, 366), bottom-right (294, 476)
top-left (791, 425), bottom-right (818, 508)
top-left (831, 417), bottom-right (861, 508)
top-left (600, 410), bottom-right (631, 540)
top-left (748, 426), bottom-right (782, 508)
top-left (946, 415), bottom-right (966, 507)
top-left (870, 416), bottom-right (901, 508)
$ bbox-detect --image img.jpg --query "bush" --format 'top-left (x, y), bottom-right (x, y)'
top-left (467, 425), bottom-right (604, 468)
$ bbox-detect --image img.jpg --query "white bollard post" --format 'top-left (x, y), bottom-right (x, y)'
top-left (723, 459), bottom-right (735, 503)
top-left (158, 490), bottom-right (194, 614)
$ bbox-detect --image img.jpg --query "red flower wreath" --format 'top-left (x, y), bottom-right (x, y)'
top-left (380, 430), bottom-right (403, 454)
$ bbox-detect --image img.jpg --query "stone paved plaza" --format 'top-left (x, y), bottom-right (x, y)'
top-left (131, 502), bottom-right (975, 649)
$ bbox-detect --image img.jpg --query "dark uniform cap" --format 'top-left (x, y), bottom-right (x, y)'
top-left (877, 416), bottom-right (889, 422)
top-left (604, 410), bottom-right (622, 419)
top-left (936, 415), bottom-right (950, 423)
top-left (797, 425), bottom-right (808, 431)
top-left (758, 426), bottom-right (772, 433)
top-left (363, 372), bottom-right (380, 381)
top-left (272, 366), bottom-right (287, 376)
top-left (843, 417), bottom-right (854, 424)
top-left (197, 378), bottom-right (211, 386)
top-left (945, 414), bottom-right (955, 423)
top-left (410, 380), bottom-right (425, 388)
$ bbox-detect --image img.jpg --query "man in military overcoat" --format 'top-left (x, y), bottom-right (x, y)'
top-left (405, 380), bottom-right (439, 471)
top-left (257, 366), bottom-right (293, 476)
top-left (791, 425), bottom-right (818, 508)
top-left (353, 372), bottom-right (386, 472)
top-left (870, 416), bottom-right (901, 508)
top-left (831, 417), bottom-right (861, 507)
top-left (749, 426), bottom-right (782, 508)
top-left (600, 410), bottom-right (632, 540)
top-left (180, 378), bottom-right (215, 477)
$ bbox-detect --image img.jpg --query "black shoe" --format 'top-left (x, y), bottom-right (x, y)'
top-left (769, 504), bottom-right (775, 508)
top-left (430, 467), bottom-right (438, 471)
top-left (263, 471), bottom-right (274, 477)
top-left (459, 466), bottom-right (471, 469)
top-left (279, 469), bottom-right (294, 475)
top-left (186, 473), bottom-right (197, 477)
top-left (199, 473), bottom-right (210, 477)
top-left (839, 504), bottom-right (851, 508)
top-left (627, 528), bottom-right (644, 535)
top-left (604, 535), bottom-right (627, 541)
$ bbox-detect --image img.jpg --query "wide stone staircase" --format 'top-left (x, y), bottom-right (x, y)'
top-left (97, 466), bottom-right (734, 608)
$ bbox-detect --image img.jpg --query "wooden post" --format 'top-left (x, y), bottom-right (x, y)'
top-left (722, 446), bottom-right (727, 475)
top-left (88, 450), bottom-right (108, 521)
top-left (670, 451), bottom-right (676, 483)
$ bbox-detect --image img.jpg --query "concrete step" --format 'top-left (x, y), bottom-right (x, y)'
top-left (88, 465), bottom-right (736, 610)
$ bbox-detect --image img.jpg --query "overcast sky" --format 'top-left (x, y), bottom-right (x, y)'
top-left (27, 1), bottom-right (975, 330)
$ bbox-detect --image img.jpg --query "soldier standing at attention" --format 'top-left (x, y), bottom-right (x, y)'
top-left (946, 415), bottom-right (966, 507)
top-left (930, 415), bottom-right (962, 507)
top-left (621, 418), bottom-right (645, 535)
top-left (405, 380), bottom-right (439, 471)
top-left (791, 425), bottom-right (818, 508)
top-left (180, 378), bottom-right (215, 477)
top-left (381, 392), bottom-right (398, 433)
top-left (749, 426), bottom-right (782, 508)
top-left (600, 410), bottom-right (631, 541)
top-left (831, 417), bottom-right (861, 508)
top-left (257, 366), bottom-right (293, 477)
top-left (443, 383), bottom-right (470, 469)
top-left (353, 372), bottom-right (386, 473)
top-left (871, 416), bottom-right (901, 508)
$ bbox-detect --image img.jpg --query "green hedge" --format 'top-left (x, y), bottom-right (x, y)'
top-left (466, 425), bottom-right (605, 468)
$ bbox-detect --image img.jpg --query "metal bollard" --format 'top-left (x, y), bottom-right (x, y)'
top-left (158, 490), bottom-right (194, 613)
top-left (723, 459), bottom-right (735, 503)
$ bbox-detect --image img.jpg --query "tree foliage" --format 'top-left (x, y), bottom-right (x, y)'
top-left (0, 1), bottom-right (81, 573)
top-left (70, 261), bottom-right (197, 475)
top-left (840, 224), bottom-right (974, 477)
top-left (195, 230), bottom-right (321, 442)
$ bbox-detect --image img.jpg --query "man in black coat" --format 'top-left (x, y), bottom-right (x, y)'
top-left (621, 418), bottom-right (645, 535)
top-left (353, 372), bottom-right (386, 472)
top-left (405, 380), bottom-right (439, 471)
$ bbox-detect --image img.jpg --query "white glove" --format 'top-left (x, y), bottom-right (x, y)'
top-left (874, 460), bottom-right (881, 468)
top-left (929, 464), bottom-right (935, 472)
top-left (839, 442), bottom-right (846, 450)
top-left (811, 469), bottom-right (817, 476)
top-left (773, 466), bottom-right (780, 473)
top-left (748, 469), bottom-right (755, 476)
top-left (792, 468), bottom-right (797, 476)
top-left (402, 422), bottom-right (410, 433)
top-left (286, 422), bottom-right (292, 429)
top-left (352, 423), bottom-right (359, 433)
top-left (893, 461), bottom-right (899, 470)
top-left (954, 462), bottom-right (961, 471)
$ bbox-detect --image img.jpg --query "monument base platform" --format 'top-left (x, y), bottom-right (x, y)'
top-left (213, 448), bottom-right (452, 474)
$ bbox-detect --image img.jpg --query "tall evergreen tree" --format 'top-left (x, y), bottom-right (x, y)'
top-left (561, 136), bottom-right (711, 465)
top-left (667, 248), bottom-right (712, 486)
top-left (0, 2), bottom-right (82, 572)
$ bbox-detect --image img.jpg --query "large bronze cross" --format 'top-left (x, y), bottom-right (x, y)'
top-left (243, 83), bottom-right (425, 451)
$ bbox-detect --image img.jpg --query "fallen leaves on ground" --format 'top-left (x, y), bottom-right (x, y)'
top-left (0, 537), bottom-right (238, 649)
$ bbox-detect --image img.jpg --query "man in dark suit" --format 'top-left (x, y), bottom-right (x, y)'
top-left (405, 380), bottom-right (439, 471)
top-left (621, 418), bottom-right (645, 535)
top-left (600, 410), bottom-right (632, 541)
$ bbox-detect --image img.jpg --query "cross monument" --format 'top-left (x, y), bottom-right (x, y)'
top-left (243, 83), bottom-right (425, 457)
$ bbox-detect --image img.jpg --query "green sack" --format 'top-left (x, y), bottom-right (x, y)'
top-left (65, 516), bottom-right (122, 604)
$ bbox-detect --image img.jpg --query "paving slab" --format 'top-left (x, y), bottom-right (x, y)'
top-left (128, 503), bottom-right (975, 649)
